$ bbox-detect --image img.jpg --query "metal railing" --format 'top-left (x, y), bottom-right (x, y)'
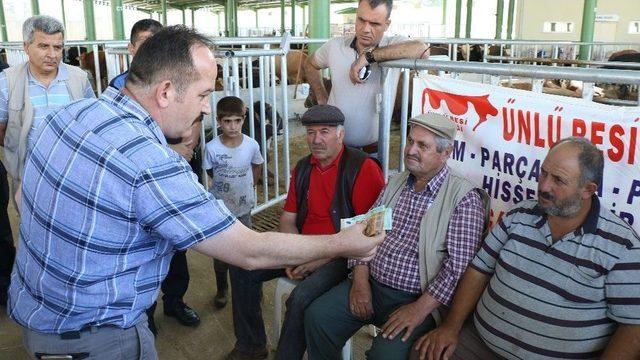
top-left (3, 36), bottom-right (640, 213)
top-left (376, 58), bottom-right (640, 179)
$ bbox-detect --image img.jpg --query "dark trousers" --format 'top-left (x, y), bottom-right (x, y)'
top-left (161, 250), bottom-right (189, 304)
top-left (229, 259), bottom-right (348, 360)
top-left (146, 250), bottom-right (190, 318)
top-left (305, 278), bottom-right (437, 360)
top-left (0, 162), bottom-right (15, 304)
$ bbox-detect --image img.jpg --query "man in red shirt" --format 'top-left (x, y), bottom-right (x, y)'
top-left (226, 105), bottom-right (385, 360)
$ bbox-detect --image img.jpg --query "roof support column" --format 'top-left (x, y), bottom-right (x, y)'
top-left (465, 0), bottom-right (472, 38)
top-left (495, 0), bottom-right (504, 39)
top-left (182, 8), bottom-right (186, 25)
top-left (83, 0), bottom-right (96, 41)
top-left (579, 0), bottom-right (597, 61)
top-left (280, 0), bottom-right (285, 35)
top-left (291, 0), bottom-right (296, 35)
top-left (61, 0), bottom-right (67, 29)
top-left (506, 0), bottom-right (515, 39)
top-left (454, 0), bottom-right (462, 37)
top-left (225, 0), bottom-right (237, 37)
top-left (0, 0), bottom-right (7, 42)
top-left (309, 0), bottom-right (329, 53)
top-left (111, 0), bottom-right (125, 40)
top-left (31, 0), bottom-right (39, 15)
top-left (161, 0), bottom-right (167, 25)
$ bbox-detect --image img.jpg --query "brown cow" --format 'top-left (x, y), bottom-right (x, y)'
top-left (80, 50), bottom-right (107, 91)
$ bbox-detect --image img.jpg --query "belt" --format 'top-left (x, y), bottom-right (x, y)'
top-left (59, 324), bottom-right (120, 340)
top-left (360, 142), bottom-right (378, 154)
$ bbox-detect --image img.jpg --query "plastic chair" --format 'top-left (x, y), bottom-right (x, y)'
top-left (273, 277), bottom-right (352, 360)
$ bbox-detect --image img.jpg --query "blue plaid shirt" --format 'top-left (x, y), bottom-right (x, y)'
top-left (8, 86), bottom-right (235, 333)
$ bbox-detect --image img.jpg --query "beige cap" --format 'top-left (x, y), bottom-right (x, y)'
top-left (408, 112), bottom-right (456, 140)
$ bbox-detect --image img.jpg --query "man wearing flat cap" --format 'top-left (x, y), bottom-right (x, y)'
top-left (227, 105), bottom-right (385, 360)
top-left (305, 112), bottom-right (490, 359)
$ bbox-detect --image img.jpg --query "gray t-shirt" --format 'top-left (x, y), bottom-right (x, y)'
top-left (313, 35), bottom-right (408, 147)
top-left (203, 135), bottom-right (264, 216)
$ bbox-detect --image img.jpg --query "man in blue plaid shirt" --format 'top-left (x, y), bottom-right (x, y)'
top-left (8, 26), bottom-right (383, 360)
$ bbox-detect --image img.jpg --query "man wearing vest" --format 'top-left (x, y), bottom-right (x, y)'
top-left (227, 105), bottom-right (385, 360)
top-left (0, 15), bottom-right (93, 304)
top-left (0, 15), bottom-right (94, 200)
top-left (305, 112), bottom-right (488, 359)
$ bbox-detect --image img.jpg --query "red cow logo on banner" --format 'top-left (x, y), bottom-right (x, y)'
top-left (422, 88), bottom-right (499, 131)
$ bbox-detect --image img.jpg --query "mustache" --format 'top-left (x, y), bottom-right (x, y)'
top-left (311, 145), bottom-right (326, 151)
top-left (540, 192), bottom-right (555, 201)
top-left (406, 154), bottom-right (420, 162)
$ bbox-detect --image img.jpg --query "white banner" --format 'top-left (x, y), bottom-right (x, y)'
top-left (412, 75), bottom-right (640, 233)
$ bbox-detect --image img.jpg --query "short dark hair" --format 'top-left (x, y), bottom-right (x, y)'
top-left (217, 96), bottom-right (245, 118)
top-left (126, 25), bottom-right (212, 95)
top-left (359, 0), bottom-right (393, 17)
top-left (553, 137), bottom-right (604, 186)
top-left (130, 19), bottom-right (163, 45)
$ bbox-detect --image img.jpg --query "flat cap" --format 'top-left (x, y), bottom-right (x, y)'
top-left (409, 112), bottom-right (456, 140)
top-left (301, 105), bottom-right (345, 126)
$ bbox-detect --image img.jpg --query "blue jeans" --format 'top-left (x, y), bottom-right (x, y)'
top-left (305, 278), bottom-right (437, 360)
top-left (229, 258), bottom-right (348, 360)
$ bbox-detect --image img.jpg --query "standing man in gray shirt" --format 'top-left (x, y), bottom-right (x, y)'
top-left (304, 0), bottom-right (427, 154)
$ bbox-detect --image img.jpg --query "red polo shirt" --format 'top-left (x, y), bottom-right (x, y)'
top-left (283, 147), bottom-right (385, 235)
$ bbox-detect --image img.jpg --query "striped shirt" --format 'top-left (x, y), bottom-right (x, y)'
top-left (0, 63), bottom-right (95, 147)
top-left (8, 86), bottom-right (235, 333)
top-left (350, 166), bottom-right (485, 304)
top-left (471, 197), bottom-right (640, 359)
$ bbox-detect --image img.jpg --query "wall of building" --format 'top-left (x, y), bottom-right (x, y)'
top-left (516, 0), bottom-right (640, 42)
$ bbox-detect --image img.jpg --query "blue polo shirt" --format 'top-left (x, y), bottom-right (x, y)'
top-left (8, 86), bottom-right (235, 333)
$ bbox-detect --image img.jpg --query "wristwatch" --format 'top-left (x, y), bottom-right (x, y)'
top-left (364, 49), bottom-right (376, 64)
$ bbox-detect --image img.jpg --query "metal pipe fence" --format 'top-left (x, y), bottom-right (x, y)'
top-left (3, 36), bottom-right (640, 213)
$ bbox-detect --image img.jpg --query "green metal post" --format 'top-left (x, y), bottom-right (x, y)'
top-left (161, 0), bottom-right (167, 26)
top-left (454, 0), bottom-right (462, 38)
top-left (442, 0), bottom-right (447, 25)
top-left (83, 0), bottom-right (96, 41)
top-left (291, 0), bottom-right (296, 35)
top-left (281, 0), bottom-right (286, 35)
top-left (579, 0), bottom-right (597, 60)
top-left (61, 0), bottom-right (67, 29)
top-left (495, 0), bottom-right (504, 39)
top-left (302, 5), bottom-right (306, 34)
top-left (506, 0), bottom-right (515, 39)
top-left (191, 8), bottom-right (195, 28)
top-left (31, 0), bottom-right (39, 15)
top-left (255, 9), bottom-right (259, 28)
top-left (225, 0), bottom-right (237, 37)
top-left (111, 0), bottom-right (125, 40)
top-left (465, 0), bottom-right (472, 38)
top-left (309, 0), bottom-right (329, 53)
top-left (182, 9), bottom-right (186, 25)
top-left (0, 0), bottom-right (7, 42)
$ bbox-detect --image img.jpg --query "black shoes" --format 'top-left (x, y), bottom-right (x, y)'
top-left (214, 288), bottom-right (228, 309)
top-left (214, 270), bottom-right (229, 309)
top-left (163, 300), bottom-right (201, 327)
top-left (224, 347), bottom-right (269, 360)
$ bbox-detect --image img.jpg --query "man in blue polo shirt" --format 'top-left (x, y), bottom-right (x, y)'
top-left (8, 26), bottom-right (383, 360)
top-left (415, 137), bottom-right (640, 360)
